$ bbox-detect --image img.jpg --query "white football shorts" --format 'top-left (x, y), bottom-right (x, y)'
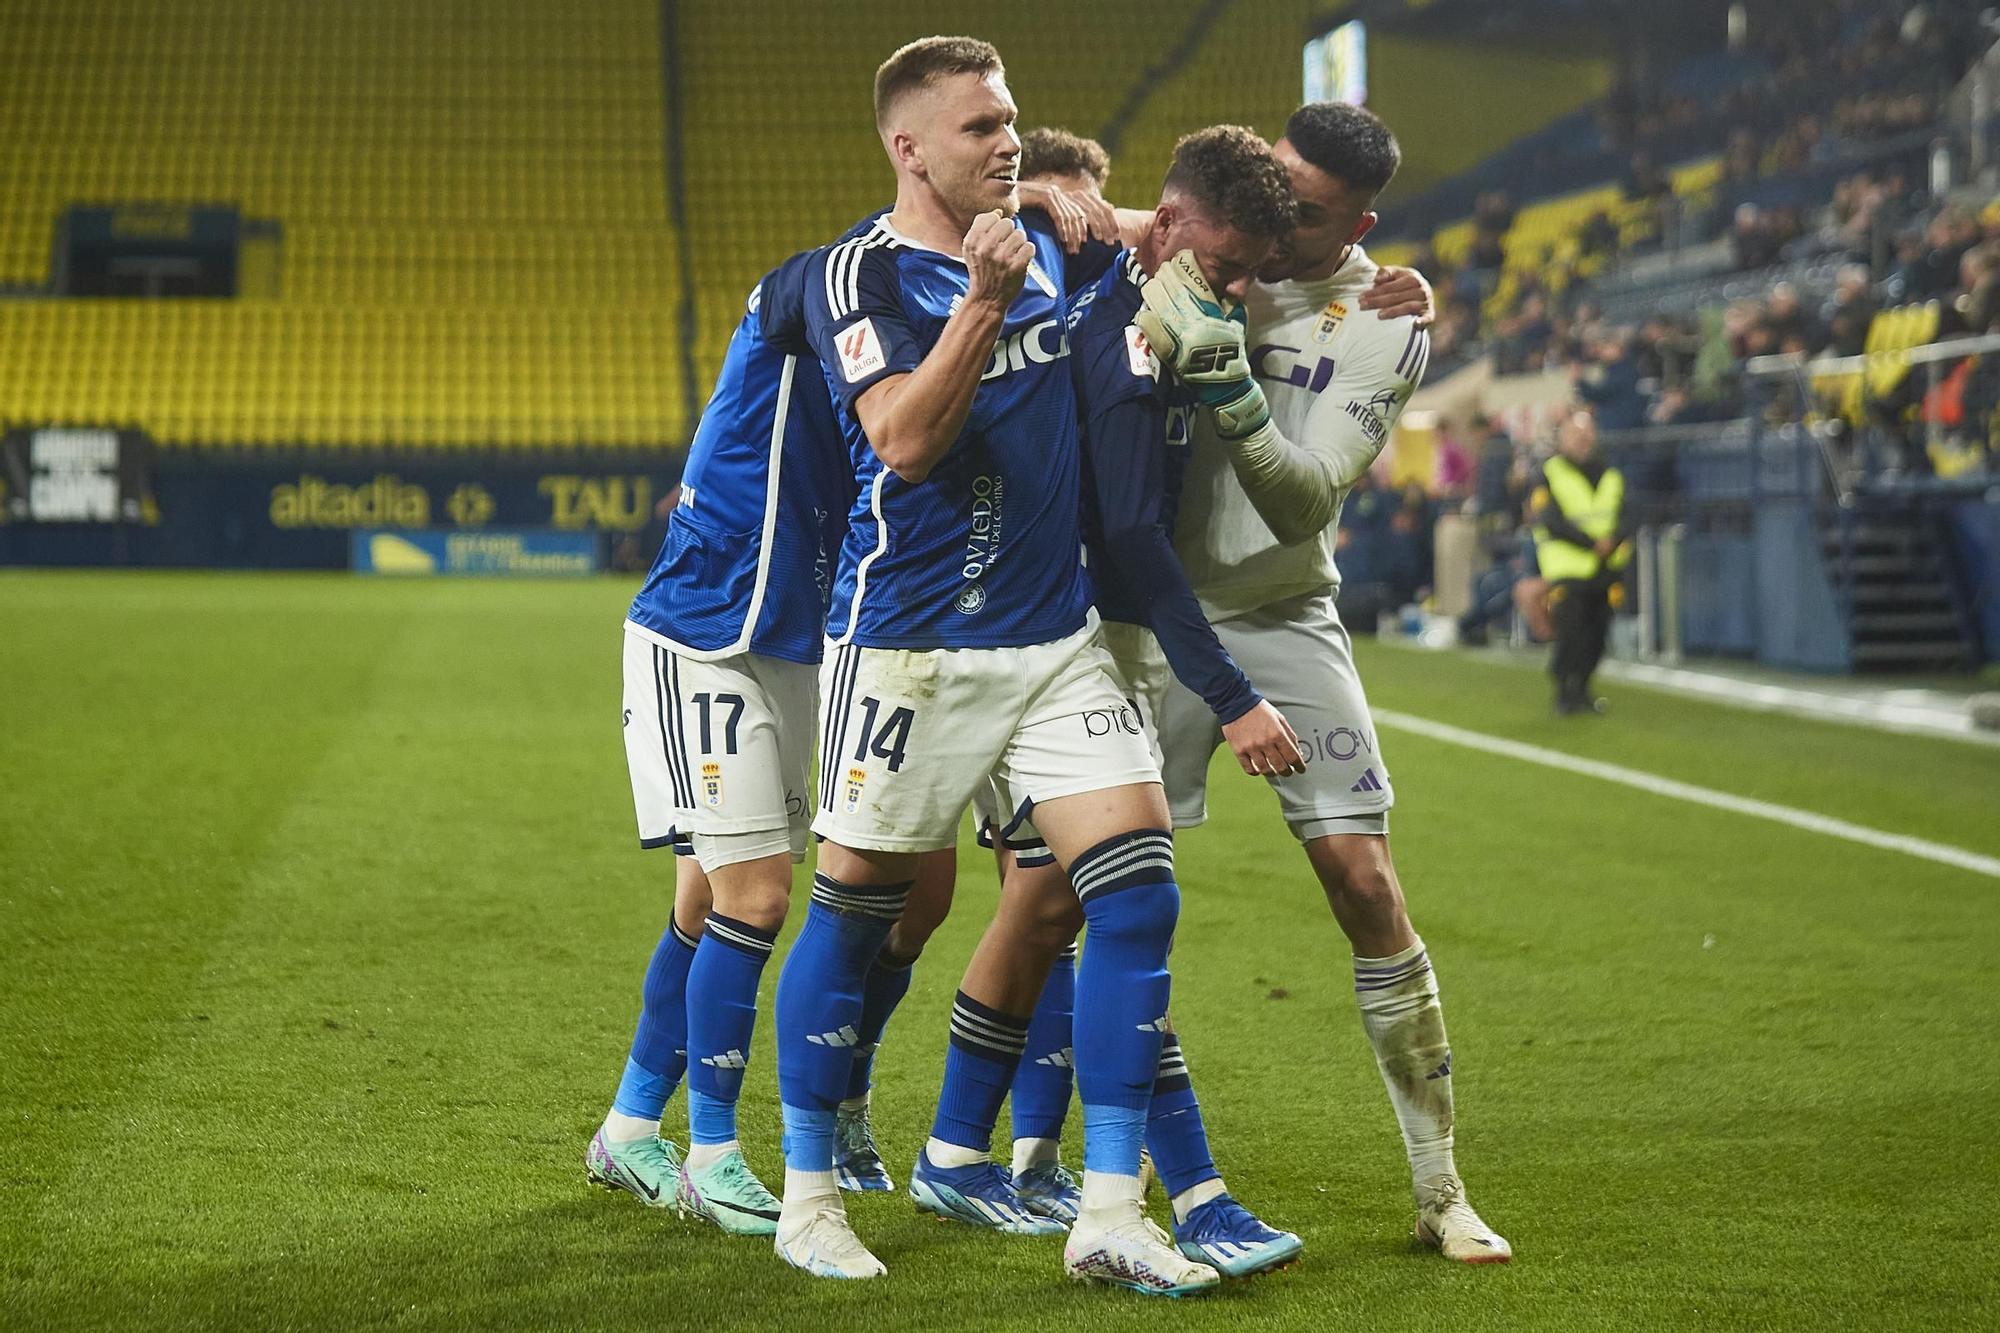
top-left (973, 618), bottom-right (1169, 864)
top-left (1159, 590), bottom-right (1392, 841)
top-left (621, 627), bottom-right (816, 864)
top-left (812, 620), bottom-right (1159, 855)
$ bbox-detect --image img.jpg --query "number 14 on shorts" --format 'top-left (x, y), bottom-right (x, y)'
top-left (841, 695), bottom-right (914, 814)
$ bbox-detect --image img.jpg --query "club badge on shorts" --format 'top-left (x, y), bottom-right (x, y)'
top-left (843, 767), bottom-right (867, 813)
top-left (701, 763), bottom-right (724, 808)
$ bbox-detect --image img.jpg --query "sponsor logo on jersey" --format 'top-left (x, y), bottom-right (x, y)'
top-left (1251, 344), bottom-right (1339, 394)
top-left (955, 584), bottom-right (987, 615)
top-left (1344, 398), bottom-right (1389, 445)
top-left (981, 318), bottom-right (1068, 381)
top-left (701, 762), bottom-right (723, 808)
top-left (1313, 299), bottom-right (1348, 343)
top-left (1124, 324), bottom-right (1158, 379)
top-left (836, 317), bottom-right (888, 383)
top-left (960, 473), bottom-right (1004, 584)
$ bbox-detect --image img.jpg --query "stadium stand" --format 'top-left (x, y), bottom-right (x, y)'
top-left (0, 0), bottom-right (684, 449)
top-left (672, 0), bottom-right (1309, 392)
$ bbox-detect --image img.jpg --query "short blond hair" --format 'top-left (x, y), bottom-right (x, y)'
top-left (873, 36), bottom-right (1003, 129)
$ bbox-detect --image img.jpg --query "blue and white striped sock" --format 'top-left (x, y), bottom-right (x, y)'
top-left (685, 911), bottom-right (779, 1154)
top-left (929, 991), bottom-right (1031, 1161)
top-left (1068, 829), bottom-right (1179, 1200)
top-left (774, 873), bottom-right (909, 1173)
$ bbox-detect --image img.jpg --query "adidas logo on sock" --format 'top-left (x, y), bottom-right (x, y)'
top-left (1135, 1016), bottom-right (1171, 1033)
top-left (700, 1049), bottom-right (749, 1069)
top-left (1426, 1052), bottom-right (1453, 1080)
top-left (1350, 768), bottom-right (1384, 793)
top-left (1035, 1047), bottom-right (1074, 1069)
top-left (806, 1025), bottom-right (861, 1048)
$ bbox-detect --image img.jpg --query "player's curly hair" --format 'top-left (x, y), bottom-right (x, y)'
top-left (874, 36), bottom-right (1003, 128)
top-left (1161, 125), bottom-right (1297, 239)
top-left (1019, 127), bottom-right (1110, 188)
top-left (1284, 101), bottom-right (1400, 195)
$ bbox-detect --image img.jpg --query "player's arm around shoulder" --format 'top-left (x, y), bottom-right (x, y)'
top-left (1233, 309), bottom-right (1429, 545)
top-left (850, 214), bottom-right (1031, 484)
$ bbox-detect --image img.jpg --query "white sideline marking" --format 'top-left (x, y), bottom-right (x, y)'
top-left (1599, 660), bottom-right (2000, 750)
top-left (1372, 708), bottom-right (2000, 882)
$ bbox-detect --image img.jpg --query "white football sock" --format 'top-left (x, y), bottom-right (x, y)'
top-left (838, 1091), bottom-right (870, 1114)
top-left (925, 1136), bottom-right (988, 1169)
top-left (601, 1109), bottom-right (661, 1144)
top-left (1353, 937), bottom-right (1457, 1186)
top-left (683, 1139), bottom-right (738, 1172)
top-left (1011, 1136), bottom-right (1060, 1176)
top-left (1170, 1176), bottom-right (1228, 1225)
top-left (1076, 1170), bottom-right (1144, 1230)
top-left (778, 1167), bottom-right (840, 1232)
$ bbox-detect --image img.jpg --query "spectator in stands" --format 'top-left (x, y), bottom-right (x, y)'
top-left (1571, 328), bottom-right (1647, 431)
top-left (1432, 419), bottom-right (1473, 502)
top-left (1384, 483), bottom-right (1436, 608)
top-left (1761, 282), bottom-right (1819, 351)
top-left (1820, 264), bottom-right (1878, 356)
top-left (1455, 532), bottom-right (1548, 648)
top-left (1333, 469), bottom-right (1396, 635)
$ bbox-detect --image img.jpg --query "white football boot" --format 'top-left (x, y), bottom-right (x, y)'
top-left (1064, 1211), bottom-right (1220, 1296)
top-left (1415, 1174), bottom-right (1512, 1263)
top-left (774, 1199), bottom-right (887, 1280)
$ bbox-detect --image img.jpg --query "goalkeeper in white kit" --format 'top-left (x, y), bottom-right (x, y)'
top-left (1135, 100), bottom-right (1511, 1263)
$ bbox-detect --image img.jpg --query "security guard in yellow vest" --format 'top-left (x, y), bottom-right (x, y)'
top-left (1532, 410), bottom-right (1630, 714)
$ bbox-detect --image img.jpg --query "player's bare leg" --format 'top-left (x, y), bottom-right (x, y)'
top-left (833, 847), bottom-right (955, 1192)
top-left (1305, 833), bottom-right (1511, 1263)
top-left (910, 855), bottom-right (1078, 1233)
top-left (675, 848), bottom-right (791, 1235)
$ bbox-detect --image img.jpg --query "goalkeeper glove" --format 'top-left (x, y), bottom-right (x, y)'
top-left (1133, 249), bottom-right (1271, 441)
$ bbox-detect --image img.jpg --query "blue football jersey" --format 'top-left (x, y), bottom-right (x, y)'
top-left (1071, 249), bottom-right (1259, 724)
top-left (625, 249), bottom-right (856, 665)
top-left (804, 212), bottom-right (1116, 649)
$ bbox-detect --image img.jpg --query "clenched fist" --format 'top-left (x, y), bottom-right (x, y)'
top-left (963, 210), bottom-right (1034, 312)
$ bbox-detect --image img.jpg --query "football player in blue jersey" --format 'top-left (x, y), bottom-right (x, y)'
top-left (768, 36), bottom-right (1228, 1293)
top-left (592, 234), bottom-right (964, 1237)
top-left (925, 125), bottom-right (1316, 1281)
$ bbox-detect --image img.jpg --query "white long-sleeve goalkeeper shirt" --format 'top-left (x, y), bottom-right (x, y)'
top-left (1173, 245), bottom-right (1431, 622)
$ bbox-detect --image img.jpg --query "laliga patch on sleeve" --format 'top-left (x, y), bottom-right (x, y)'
top-left (1124, 324), bottom-right (1159, 380)
top-left (836, 317), bottom-right (888, 383)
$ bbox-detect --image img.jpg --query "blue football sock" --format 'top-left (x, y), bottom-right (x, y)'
top-left (684, 912), bottom-right (779, 1147)
top-left (844, 948), bottom-right (915, 1102)
top-left (1008, 943), bottom-right (1075, 1142)
top-left (611, 919), bottom-right (699, 1120)
top-left (1145, 1033), bottom-right (1219, 1197)
top-left (1068, 829), bottom-right (1179, 1177)
top-left (931, 991), bottom-right (1031, 1153)
top-left (774, 873), bottom-right (909, 1172)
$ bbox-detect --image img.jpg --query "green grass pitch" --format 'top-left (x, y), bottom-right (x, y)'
top-left (4, 571), bottom-right (1997, 1331)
